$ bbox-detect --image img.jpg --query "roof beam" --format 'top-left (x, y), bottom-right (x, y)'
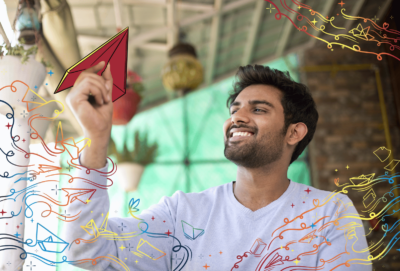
top-left (113, 0), bottom-right (125, 31)
top-left (78, 34), bottom-right (169, 51)
top-left (166, 0), bottom-right (178, 49)
top-left (241, 0), bottom-right (265, 65)
top-left (129, 0), bottom-right (256, 46)
top-left (275, 2), bottom-right (299, 57)
top-left (205, 0), bottom-right (223, 85)
top-left (129, 0), bottom-right (213, 11)
top-left (310, 0), bottom-right (336, 47)
top-left (343, 0), bottom-right (365, 31)
top-left (377, 0), bottom-right (392, 22)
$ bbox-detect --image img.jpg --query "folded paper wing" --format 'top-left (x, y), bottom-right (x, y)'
top-left (54, 27), bottom-right (129, 102)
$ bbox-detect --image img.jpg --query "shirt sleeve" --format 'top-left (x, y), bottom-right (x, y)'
top-left (62, 156), bottom-right (175, 270)
top-left (316, 194), bottom-right (372, 271)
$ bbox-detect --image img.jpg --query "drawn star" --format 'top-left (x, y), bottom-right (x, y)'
top-left (305, 188), bottom-right (311, 194)
top-left (203, 264), bottom-right (210, 269)
top-left (371, 15), bottom-right (379, 23)
top-left (346, 165), bottom-right (349, 169)
top-left (294, 258), bottom-right (300, 265)
top-left (119, 245), bottom-right (126, 251)
top-left (219, 251), bottom-right (223, 254)
top-left (291, 203), bottom-right (295, 208)
top-left (85, 198), bottom-right (91, 204)
top-left (165, 230), bottom-right (172, 236)
top-left (266, 4), bottom-right (275, 13)
top-left (311, 18), bottom-right (317, 25)
top-left (390, 15), bottom-right (394, 20)
top-left (310, 223), bottom-right (316, 229)
top-left (135, 260), bottom-right (138, 264)
top-left (335, 169), bottom-right (338, 172)
top-left (48, 70), bottom-right (54, 76)
top-left (338, 1), bottom-right (345, 8)
top-left (298, 5), bottom-right (301, 10)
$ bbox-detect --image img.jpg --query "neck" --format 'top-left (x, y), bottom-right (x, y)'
top-left (232, 161), bottom-right (290, 212)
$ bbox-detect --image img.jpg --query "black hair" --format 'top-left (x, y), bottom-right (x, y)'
top-left (226, 65), bottom-right (319, 164)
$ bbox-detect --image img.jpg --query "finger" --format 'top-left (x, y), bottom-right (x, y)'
top-left (102, 62), bottom-right (113, 97)
top-left (86, 85), bottom-right (104, 106)
top-left (85, 77), bottom-right (109, 103)
top-left (84, 61), bottom-right (106, 74)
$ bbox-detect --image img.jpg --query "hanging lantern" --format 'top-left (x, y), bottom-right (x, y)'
top-left (14, 0), bottom-right (42, 45)
top-left (162, 43), bottom-right (204, 92)
top-left (112, 70), bottom-right (144, 125)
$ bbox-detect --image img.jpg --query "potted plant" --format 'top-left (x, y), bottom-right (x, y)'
top-left (112, 70), bottom-right (145, 125)
top-left (108, 131), bottom-right (158, 192)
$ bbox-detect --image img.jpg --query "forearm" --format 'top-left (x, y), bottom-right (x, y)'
top-left (81, 132), bottom-right (110, 169)
top-left (63, 161), bottom-right (113, 269)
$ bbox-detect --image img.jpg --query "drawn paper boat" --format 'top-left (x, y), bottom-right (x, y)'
top-left (181, 220), bottom-right (204, 241)
top-left (349, 173), bottom-right (375, 185)
top-left (37, 223), bottom-right (69, 253)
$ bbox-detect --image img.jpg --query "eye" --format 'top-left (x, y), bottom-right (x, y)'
top-left (230, 109), bottom-right (237, 115)
top-left (254, 108), bottom-right (266, 112)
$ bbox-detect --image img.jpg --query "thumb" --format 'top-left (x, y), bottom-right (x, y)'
top-left (84, 61), bottom-right (106, 74)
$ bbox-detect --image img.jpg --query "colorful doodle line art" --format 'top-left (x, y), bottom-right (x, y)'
top-left (230, 146), bottom-right (399, 270)
top-left (265, 0), bottom-right (400, 61)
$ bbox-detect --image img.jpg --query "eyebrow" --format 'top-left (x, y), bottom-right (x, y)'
top-left (229, 100), bottom-right (275, 110)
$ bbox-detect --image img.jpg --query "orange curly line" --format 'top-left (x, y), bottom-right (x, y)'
top-left (74, 254), bottom-right (129, 271)
top-left (272, 192), bottom-right (341, 237)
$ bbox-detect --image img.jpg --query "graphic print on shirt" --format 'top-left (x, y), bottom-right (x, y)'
top-left (181, 220), bottom-right (205, 241)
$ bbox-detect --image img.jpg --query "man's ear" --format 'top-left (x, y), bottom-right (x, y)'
top-left (287, 122), bottom-right (308, 146)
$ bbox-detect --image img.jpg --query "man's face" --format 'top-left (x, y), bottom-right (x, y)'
top-left (223, 84), bottom-right (287, 168)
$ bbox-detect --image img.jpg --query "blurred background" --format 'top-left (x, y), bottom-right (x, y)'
top-left (0, 0), bottom-right (399, 270)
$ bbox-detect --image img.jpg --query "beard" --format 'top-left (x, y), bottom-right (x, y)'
top-left (224, 127), bottom-right (286, 168)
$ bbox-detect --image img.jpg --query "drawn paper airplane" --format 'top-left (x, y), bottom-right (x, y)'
top-left (298, 230), bottom-right (317, 244)
top-left (54, 27), bottom-right (129, 102)
top-left (62, 188), bottom-right (96, 204)
top-left (181, 220), bottom-right (204, 241)
top-left (37, 223), bottom-right (69, 253)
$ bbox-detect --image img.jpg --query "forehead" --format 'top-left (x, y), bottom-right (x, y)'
top-left (232, 84), bottom-right (283, 105)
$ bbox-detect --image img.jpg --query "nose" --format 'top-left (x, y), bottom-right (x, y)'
top-left (230, 108), bottom-right (249, 125)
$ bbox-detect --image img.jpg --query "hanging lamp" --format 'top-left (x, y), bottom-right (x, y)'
top-left (161, 43), bottom-right (204, 93)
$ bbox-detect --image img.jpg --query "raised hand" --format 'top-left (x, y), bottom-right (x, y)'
top-left (66, 61), bottom-right (114, 169)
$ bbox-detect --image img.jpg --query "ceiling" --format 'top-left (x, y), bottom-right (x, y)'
top-left (3, 0), bottom-right (392, 136)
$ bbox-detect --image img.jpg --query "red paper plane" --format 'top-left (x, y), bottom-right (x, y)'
top-left (54, 27), bottom-right (129, 102)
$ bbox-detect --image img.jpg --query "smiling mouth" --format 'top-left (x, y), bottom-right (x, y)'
top-left (229, 131), bottom-right (254, 141)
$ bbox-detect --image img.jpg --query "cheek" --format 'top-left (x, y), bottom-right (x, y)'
top-left (223, 118), bottom-right (231, 138)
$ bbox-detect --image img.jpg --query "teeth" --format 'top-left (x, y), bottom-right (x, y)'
top-left (232, 132), bottom-right (253, 137)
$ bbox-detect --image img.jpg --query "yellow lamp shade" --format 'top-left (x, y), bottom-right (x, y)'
top-left (162, 54), bottom-right (204, 92)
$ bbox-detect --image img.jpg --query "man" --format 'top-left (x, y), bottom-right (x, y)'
top-left (64, 62), bottom-right (371, 270)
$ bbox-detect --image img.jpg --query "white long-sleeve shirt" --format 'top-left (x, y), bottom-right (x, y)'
top-left (62, 160), bottom-right (372, 271)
